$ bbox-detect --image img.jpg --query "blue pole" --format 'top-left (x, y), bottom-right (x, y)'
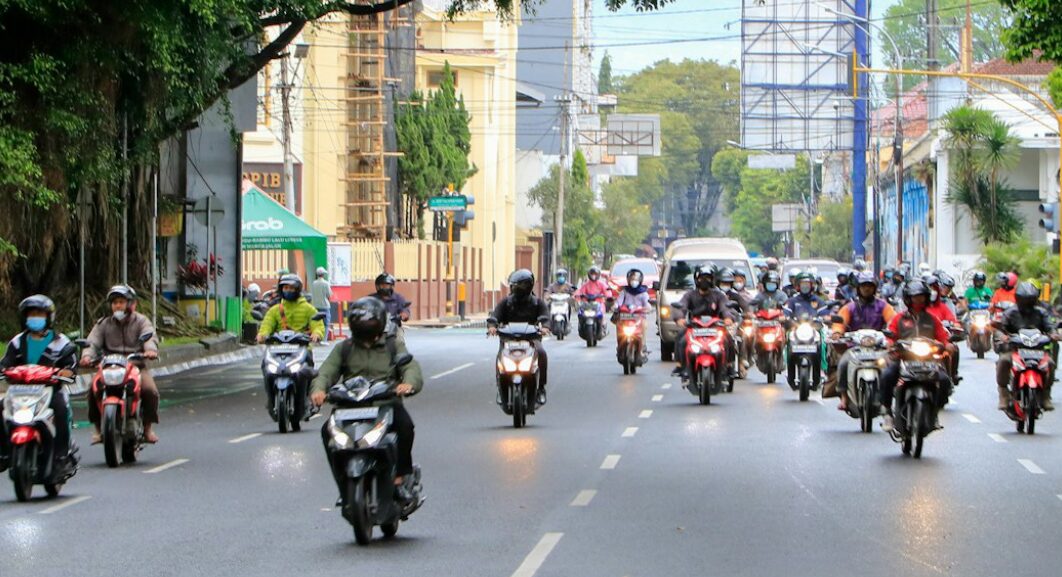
top-left (851, 0), bottom-right (869, 258)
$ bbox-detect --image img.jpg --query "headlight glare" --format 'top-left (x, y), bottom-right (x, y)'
top-left (911, 341), bottom-right (933, 357)
top-left (501, 356), bottom-right (518, 372)
top-left (795, 324), bottom-right (815, 341)
top-left (763, 333), bottom-right (777, 343)
top-left (102, 367), bottom-right (126, 386)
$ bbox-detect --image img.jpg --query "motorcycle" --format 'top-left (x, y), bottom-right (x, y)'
top-left (323, 353), bottom-right (423, 545)
top-left (738, 316), bottom-right (756, 379)
top-left (965, 301), bottom-right (992, 358)
top-left (494, 323), bottom-right (543, 428)
top-left (262, 323), bottom-right (322, 434)
top-left (1002, 328), bottom-right (1054, 434)
top-left (832, 330), bottom-right (888, 433)
top-left (683, 315), bottom-right (730, 405)
top-left (577, 294), bottom-right (607, 348)
top-left (889, 335), bottom-right (953, 458)
top-left (784, 306), bottom-right (831, 402)
top-left (1, 366), bottom-right (79, 501)
top-left (549, 293), bottom-right (572, 340)
top-left (616, 306), bottom-right (648, 375)
top-left (79, 332), bottom-right (154, 468)
top-left (754, 309), bottom-right (786, 384)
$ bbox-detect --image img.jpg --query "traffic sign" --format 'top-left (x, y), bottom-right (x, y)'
top-left (193, 196), bottom-right (226, 227)
top-left (429, 195), bottom-right (468, 212)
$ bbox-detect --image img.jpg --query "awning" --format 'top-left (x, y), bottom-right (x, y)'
top-left (241, 186), bottom-right (327, 273)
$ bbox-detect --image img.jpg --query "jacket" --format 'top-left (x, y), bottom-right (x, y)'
top-left (671, 288), bottom-right (734, 322)
top-left (615, 286), bottom-right (651, 311)
top-left (887, 310), bottom-right (949, 344)
top-left (832, 298), bottom-right (896, 334)
top-left (785, 293), bottom-right (827, 319)
top-left (546, 282), bottom-right (575, 296)
top-left (310, 336), bottom-right (423, 403)
top-left (575, 279), bottom-right (612, 299)
top-left (488, 295), bottom-right (550, 327)
top-left (374, 291), bottom-right (412, 320)
top-left (964, 285), bottom-right (993, 303)
top-left (0, 331), bottom-right (77, 371)
top-left (751, 290), bottom-right (787, 312)
top-left (258, 297), bottom-right (326, 339)
top-left (84, 312), bottom-right (159, 358)
top-left (926, 300), bottom-right (958, 324)
top-left (311, 278), bottom-right (333, 309)
top-left (724, 288), bottom-right (751, 314)
top-left (991, 288), bottom-right (1016, 312)
top-left (998, 305), bottom-right (1054, 335)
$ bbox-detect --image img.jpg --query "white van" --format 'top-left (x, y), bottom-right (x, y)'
top-left (654, 238), bottom-right (756, 361)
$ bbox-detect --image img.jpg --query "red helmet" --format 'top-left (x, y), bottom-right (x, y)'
top-left (1003, 272), bottom-right (1018, 290)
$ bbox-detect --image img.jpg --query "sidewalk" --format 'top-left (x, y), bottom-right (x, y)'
top-left (405, 313), bottom-right (489, 330)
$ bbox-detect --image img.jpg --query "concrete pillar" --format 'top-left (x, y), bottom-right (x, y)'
top-left (935, 148), bottom-right (956, 259)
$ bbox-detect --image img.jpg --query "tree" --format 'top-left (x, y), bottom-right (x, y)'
top-left (799, 197), bottom-right (853, 262)
top-left (998, 0), bottom-right (1062, 63)
top-left (883, 0), bottom-right (1010, 93)
top-left (596, 178), bottom-right (652, 264)
top-left (943, 106), bottom-right (1023, 243)
top-left (526, 150), bottom-right (598, 274)
top-left (598, 52), bottom-right (614, 94)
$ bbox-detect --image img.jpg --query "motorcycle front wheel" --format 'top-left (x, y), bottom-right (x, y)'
top-left (348, 476), bottom-right (374, 545)
top-left (798, 365), bottom-right (810, 402)
top-left (699, 368), bottom-right (712, 406)
top-left (860, 381), bottom-right (875, 433)
top-left (11, 442), bottom-right (37, 502)
top-left (277, 389), bottom-right (289, 434)
top-left (102, 404), bottom-right (121, 468)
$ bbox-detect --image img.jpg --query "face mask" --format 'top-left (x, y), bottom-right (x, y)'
top-left (799, 284), bottom-right (812, 295)
top-left (26, 317), bottom-right (46, 332)
top-left (589, 274), bottom-right (599, 282)
top-left (378, 287), bottom-right (394, 297)
top-left (696, 279), bottom-right (712, 291)
top-left (719, 283), bottom-right (732, 291)
top-left (630, 280), bottom-right (641, 288)
top-left (113, 310), bottom-right (127, 322)
top-left (282, 290), bottom-right (299, 301)
top-left (734, 282), bottom-right (745, 292)
top-left (765, 282), bottom-right (778, 292)
top-left (557, 276), bottom-right (567, 285)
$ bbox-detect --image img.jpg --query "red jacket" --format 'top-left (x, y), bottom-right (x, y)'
top-left (926, 300), bottom-right (958, 324)
top-left (887, 309), bottom-right (949, 344)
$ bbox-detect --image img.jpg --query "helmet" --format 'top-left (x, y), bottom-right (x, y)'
top-left (626, 268), bottom-right (644, 284)
top-left (902, 280), bottom-right (931, 308)
top-left (1015, 281), bottom-right (1040, 311)
top-left (278, 274), bottom-right (303, 293)
top-left (852, 259), bottom-right (868, 272)
top-left (316, 267), bottom-right (328, 278)
top-left (795, 272), bottom-right (816, 294)
top-left (836, 267), bottom-right (850, 282)
top-left (855, 271), bottom-right (877, 287)
top-left (375, 273), bottom-right (395, 287)
top-left (717, 267), bottom-right (736, 284)
top-left (766, 257), bottom-right (780, 271)
top-left (763, 271), bottom-right (781, 292)
top-left (694, 265), bottom-right (715, 289)
top-left (996, 272), bottom-right (1008, 287)
top-left (788, 267), bottom-right (802, 281)
top-left (509, 269), bottom-right (535, 299)
top-left (19, 294), bottom-right (56, 330)
top-left (247, 283), bottom-right (261, 298)
top-left (938, 273), bottom-right (955, 289)
top-left (347, 297), bottom-right (388, 342)
top-left (893, 268), bottom-right (906, 281)
top-left (556, 268), bottom-right (569, 283)
top-left (918, 262), bottom-right (932, 275)
top-left (588, 266), bottom-right (601, 281)
top-left (926, 274), bottom-right (940, 289)
top-left (1003, 272), bottom-right (1018, 290)
top-left (972, 271), bottom-right (987, 286)
top-left (106, 285), bottom-right (138, 303)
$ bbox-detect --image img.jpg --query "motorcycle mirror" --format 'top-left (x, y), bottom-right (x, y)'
top-left (312, 312), bottom-right (326, 321)
top-left (74, 338), bottom-right (90, 348)
top-left (138, 332), bottom-right (154, 343)
top-left (394, 353), bottom-right (414, 367)
top-left (251, 310), bottom-right (265, 321)
top-left (881, 330), bottom-right (896, 339)
top-left (651, 281), bottom-right (660, 291)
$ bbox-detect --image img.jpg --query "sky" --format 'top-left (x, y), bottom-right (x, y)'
top-left (590, 0), bottom-right (897, 77)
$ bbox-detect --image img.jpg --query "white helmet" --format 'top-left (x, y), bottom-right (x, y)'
top-left (316, 267), bottom-right (328, 277)
top-left (247, 283), bottom-right (261, 299)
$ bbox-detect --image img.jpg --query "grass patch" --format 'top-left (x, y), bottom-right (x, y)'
top-left (159, 336), bottom-right (204, 348)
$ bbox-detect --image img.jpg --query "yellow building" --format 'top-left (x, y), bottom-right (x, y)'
top-left (415, 1), bottom-right (519, 295)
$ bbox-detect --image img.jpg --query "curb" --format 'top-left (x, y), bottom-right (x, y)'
top-left (154, 345), bottom-right (264, 378)
top-left (446, 319), bottom-right (488, 330)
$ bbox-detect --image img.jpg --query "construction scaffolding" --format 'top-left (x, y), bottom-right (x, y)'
top-left (339, 5), bottom-right (413, 240)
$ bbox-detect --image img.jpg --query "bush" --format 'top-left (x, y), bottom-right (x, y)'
top-left (982, 238), bottom-right (1058, 286)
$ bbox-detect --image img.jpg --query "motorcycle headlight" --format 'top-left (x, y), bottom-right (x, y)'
top-left (7, 392), bottom-right (47, 425)
top-left (742, 326), bottom-right (754, 336)
top-left (265, 359), bottom-right (280, 374)
top-left (709, 343), bottom-right (721, 354)
top-left (358, 420), bottom-right (388, 449)
top-left (690, 342), bottom-right (702, 354)
top-left (763, 333), bottom-right (777, 343)
top-left (583, 310), bottom-right (597, 317)
top-left (501, 356), bottom-right (519, 372)
top-left (910, 341), bottom-right (933, 357)
top-left (622, 325), bottom-right (638, 337)
top-left (795, 324), bottom-right (815, 341)
top-left (328, 416), bottom-right (354, 450)
top-left (973, 317), bottom-right (988, 328)
top-left (516, 357), bottom-right (534, 372)
top-left (660, 306), bottom-right (670, 318)
top-left (102, 366), bottom-right (127, 386)
top-left (860, 335), bottom-right (878, 348)
top-left (287, 362), bottom-right (302, 374)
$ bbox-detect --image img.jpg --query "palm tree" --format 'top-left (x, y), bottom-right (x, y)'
top-left (977, 117), bottom-right (1021, 239)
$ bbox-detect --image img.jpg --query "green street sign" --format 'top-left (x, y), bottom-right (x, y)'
top-left (428, 195), bottom-right (468, 212)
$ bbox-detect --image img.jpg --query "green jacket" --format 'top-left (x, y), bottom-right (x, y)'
top-left (964, 285), bottom-right (993, 304)
top-left (258, 297), bottom-right (326, 339)
top-left (311, 336), bottom-right (424, 402)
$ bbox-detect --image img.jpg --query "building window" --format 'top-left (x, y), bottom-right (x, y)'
top-left (427, 69), bottom-right (458, 88)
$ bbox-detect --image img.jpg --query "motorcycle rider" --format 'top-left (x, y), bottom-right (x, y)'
top-left (310, 297), bottom-right (423, 501)
top-left (614, 269), bottom-right (652, 356)
top-left (546, 268), bottom-right (576, 296)
top-left (751, 271), bottom-right (787, 312)
top-left (925, 275), bottom-right (962, 382)
top-left (574, 266), bottom-right (612, 338)
top-left (717, 267), bottom-right (751, 313)
top-left (879, 281), bottom-right (951, 432)
top-left (670, 265), bottom-right (736, 380)
top-left (995, 282), bottom-right (1058, 411)
top-left (372, 273), bottom-right (412, 326)
top-left (880, 267), bottom-right (907, 304)
top-left (0, 295), bottom-right (78, 473)
top-left (257, 274), bottom-right (325, 416)
top-left (784, 272), bottom-right (828, 387)
top-left (732, 269), bottom-right (752, 299)
top-left (80, 286), bottom-right (161, 444)
top-left (831, 273), bottom-right (896, 411)
top-left (783, 268), bottom-right (802, 298)
top-left (963, 271), bottom-right (993, 305)
top-left (834, 268), bottom-right (856, 302)
top-left (759, 257), bottom-right (781, 288)
top-left (487, 269), bottom-right (550, 405)
top-left (991, 272), bottom-right (1018, 313)
top-left (918, 262), bottom-right (933, 281)
top-left (311, 267), bottom-right (333, 343)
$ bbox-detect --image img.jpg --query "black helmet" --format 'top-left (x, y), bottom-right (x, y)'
top-left (375, 273), bottom-right (396, 287)
top-left (278, 274), bottom-right (304, 293)
top-left (902, 280), bottom-right (930, 307)
top-left (106, 285), bottom-right (137, 303)
top-left (626, 269), bottom-right (644, 284)
top-left (587, 266), bottom-right (601, 280)
top-left (837, 267), bottom-right (850, 282)
top-left (1015, 282), bottom-right (1040, 311)
top-left (763, 270), bottom-right (781, 289)
top-left (893, 268), bottom-right (906, 281)
top-left (717, 267), bottom-right (736, 284)
top-left (19, 294), bottom-right (56, 330)
top-left (556, 268), bottom-right (569, 282)
top-left (972, 271), bottom-right (987, 286)
top-left (509, 269), bottom-right (535, 299)
top-left (939, 273), bottom-right (955, 288)
top-left (347, 297), bottom-right (387, 341)
top-left (694, 265), bottom-right (715, 290)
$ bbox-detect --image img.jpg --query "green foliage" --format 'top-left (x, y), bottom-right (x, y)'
top-left (998, 0), bottom-right (1062, 63)
top-left (883, 0), bottom-right (1009, 93)
top-left (982, 238), bottom-right (1058, 286)
top-left (394, 63), bottom-right (475, 238)
top-left (799, 197), bottom-right (853, 262)
top-left (597, 178), bottom-right (652, 261)
top-left (1046, 66), bottom-right (1062, 110)
top-left (711, 149), bottom-right (809, 255)
top-left (527, 150), bottom-right (598, 274)
top-left (943, 105), bottom-right (1023, 243)
top-left (598, 52), bottom-right (614, 95)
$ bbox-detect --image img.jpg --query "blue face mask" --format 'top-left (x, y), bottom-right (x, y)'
top-left (26, 317), bottom-right (47, 332)
top-left (765, 282), bottom-right (778, 292)
top-left (558, 276), bottom-right (567, 285)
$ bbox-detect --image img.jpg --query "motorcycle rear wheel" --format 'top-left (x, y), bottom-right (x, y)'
top-left (44, 482), bottom-right (62, 498)
top-left (121, 436), bottom-right (138, 464)
top-left (12, 443), bottom-right (36, 502)
top-left (349, 476), bottom-right (374, 545)
top-left (102, 404), bottom-right (121, 468)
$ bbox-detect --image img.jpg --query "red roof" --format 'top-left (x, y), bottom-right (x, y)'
top-left (974, 53), bottom-right (1054, 76)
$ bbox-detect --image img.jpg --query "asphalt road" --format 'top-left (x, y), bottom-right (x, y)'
top-left (2, 322), bottom-right (1062, 577)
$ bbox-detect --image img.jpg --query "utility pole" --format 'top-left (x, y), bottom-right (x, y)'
top-left (121, 111), bottom-right (129, 285)
top-left (552, 92), bottom-right (571, 277)
top-left (280, 55), bottom-right (296, 213)
top-left (963, 0), bottom-right (973, 72)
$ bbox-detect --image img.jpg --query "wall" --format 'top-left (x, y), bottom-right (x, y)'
top-left (515, 149), bottom-right (550, 230)
top-left (879, 175), bottom-right (930, 266)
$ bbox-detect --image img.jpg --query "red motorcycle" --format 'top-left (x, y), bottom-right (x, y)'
top-left (1003, 328), bottom-right (1054, 434)
top-left (683, 315), bottom-right (730, 405)
top-left (616, 306), bottom-right (648, 375)
top-left (2, 365), bottom-right (78, 501)
top-left (82, 344), bottom-right (151, 468)
top-left (753, 309), bottom-right (786, 384)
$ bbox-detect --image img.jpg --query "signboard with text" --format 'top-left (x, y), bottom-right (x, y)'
top-left (242, 162), bottom-right (303, 214)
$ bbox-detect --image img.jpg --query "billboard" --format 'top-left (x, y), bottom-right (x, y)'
top-left (741, 0), bottom-right (857, 152)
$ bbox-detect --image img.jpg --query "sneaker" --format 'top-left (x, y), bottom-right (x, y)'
top-left (1044, 397), bottom-right (1055, 411)
top-left (670, 366), bottom-right (684, 377)
top-left (537, 388), bottom-right (548, 406)
top-left (881, 415), bottom-right (895, 433)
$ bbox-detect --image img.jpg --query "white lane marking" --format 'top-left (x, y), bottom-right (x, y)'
top-left (622, 427), bottom-right (639, 438)
top-left (988, 433), bottom-right (1008, 443)
top-left (511, 532), bottom-right (564, 577)
top-left (228, 433), bottom-right (262, 444)
top-left (570, 490), bottom-right (596, 507)
top-left (310, 413), bottom-right (323, 420)
top-left (430, 362), bottom-right (474, 380)
top-left (638, 410), bottom-right (653, 419)
top-left (39, 495), bottom-right (91, 515)
top-left (662, 383), bottom-right (672, 390)
top-left (1018, 459), bottom-right (1046, 475)
top-left (143, 458), bottom-right (190, 474)
top-left (813, 398), bottom-right (825, 406)
top-left (651, 394), bottom-right (663, 402)
top-left (962, 413), bottom-right (982, 424)
top-left (1057, 495), bottom-right (1062, 503)
top-left (600, 454), bottom-right (621, 470)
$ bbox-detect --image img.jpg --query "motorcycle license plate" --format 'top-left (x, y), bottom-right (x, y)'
top-left (619, 313), bottom-right (639, 321)
top-left (692, 328), bottom-right (718, 337)
top-left (505, 340), bottom-right (531, 349)
top-left (269, 345), bottom-right (300, 354)
top-left (904, 361), bottom-right (935, 372)
top-left (334, 407), bottom-right (379, 421)
top-left (1020, 350), bottom-right (1045, 362)
top-left (791, 344), bottom-right (817, 353)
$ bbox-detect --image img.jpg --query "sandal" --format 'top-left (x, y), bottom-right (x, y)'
top-left (90, 432), bottom-right (102, 445)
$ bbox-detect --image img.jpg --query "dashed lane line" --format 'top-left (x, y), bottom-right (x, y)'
top-left (962, 413), bottom-right (982, 424)
top-left (1018, 459), bottom-right (1046, 475)
top-left (430, 362), bottom-right (475, 380)
top-left (511, 533), bottom-right (564, 577)
top-left (228, 433), bottom-right (262, 444)
top-left (39, 495), bottom-right (91, 515)
top-left (987, 433), bottom-right (1007, 443)
top-left (622, 427), bottom-right (638, 438)
top-left (600, 455), bottom-right (622, 470)
top-left (570, 490), bottom-right (596, 507)
top-left (639, 410), bottom-right (653, 419)
top-left (662, 383), bottom-right (672, 390)
top-left (651, 394), bottom-right (663, 402)
top-left (144, 459), bottom-right (190, 474)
